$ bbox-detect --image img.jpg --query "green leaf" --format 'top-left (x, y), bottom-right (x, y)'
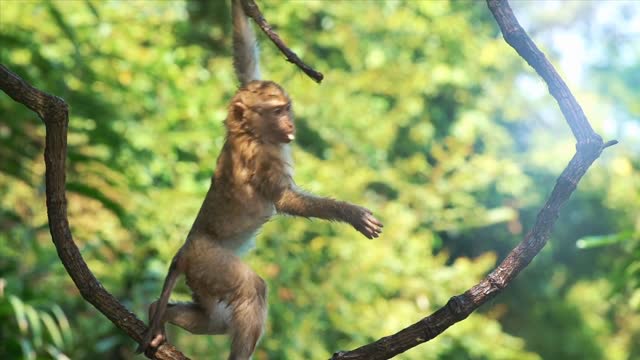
top-left (51, 304), bottom-right (73, 348)
top-left (45, 344), bottom-right (71, 360)
top-left (19, 338), bottom-right (35, 360)
top-left (8, 295), bottom-right (28, 334)
top-left (40, 311), bottom-right (64, 349)
top-left (576, 232), bottom-right (632, 249)
top-left (24, 305), bottom-right (43, 348)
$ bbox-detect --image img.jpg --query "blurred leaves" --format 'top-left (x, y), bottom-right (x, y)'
top-left (3, 295), bottom-right (72, 360)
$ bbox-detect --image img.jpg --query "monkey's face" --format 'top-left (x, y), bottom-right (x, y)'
top-left (235, 81), bottom-right (296, 145)
top-left (257, 100), bottom-right (295, 144)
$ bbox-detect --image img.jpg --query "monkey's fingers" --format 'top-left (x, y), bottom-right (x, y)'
top-left (358, 213), bottom-right (383, 239)
top-left (363, 227), bottom-right (381, 239)
top-left (365, 213), bottom-right (383, 228)
top-left (360, 208), bottom-right (382, 226)
top-left (366, 214), bottom-right (383, 228)
top-left (353, 223), bottom-right (371, 239)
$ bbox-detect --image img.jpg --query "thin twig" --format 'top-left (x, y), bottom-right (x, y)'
top-left (241, 0), bottom-right (324, 83)
top-left (603, 140), bottom-right (618, 148)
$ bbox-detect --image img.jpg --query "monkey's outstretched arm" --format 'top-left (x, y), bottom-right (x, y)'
top-left (137, 253), bottom-right (185, 354)
top-left (275, 188), bottom-right (383, 239)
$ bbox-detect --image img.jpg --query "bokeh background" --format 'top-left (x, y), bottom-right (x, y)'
top-left (1, 1), bottom-right (638, 359)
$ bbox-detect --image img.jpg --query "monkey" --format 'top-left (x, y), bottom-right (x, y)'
top-left (136, 1), bottom-right (383, 359)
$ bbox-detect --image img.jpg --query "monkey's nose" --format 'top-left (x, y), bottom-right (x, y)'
top-left (285, 121), bottom-right (295, 134)
top-left (282, 122), bottom-right (296, 143)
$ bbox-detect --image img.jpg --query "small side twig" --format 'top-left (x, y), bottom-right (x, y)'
top-left (240, 0), bottom-right (324, 83)
top-left (603, 140), bottom-right (618, 149)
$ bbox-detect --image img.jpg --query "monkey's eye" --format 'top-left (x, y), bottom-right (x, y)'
top-left (272, 107), bottom-right (285, 116)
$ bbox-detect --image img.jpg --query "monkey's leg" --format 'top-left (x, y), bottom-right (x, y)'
top-left (164, 287), bottom-right (267, 360)
top-left (163, 301), bottom-right (230, 335)
top-left (275, 188), bottom-right (383, 239)
top-left (137, 253), bottom-right (185, 353)
top-left (228, 274), bottom-right (268, 360)
top-left (185, 244), bottom-right (268, 360)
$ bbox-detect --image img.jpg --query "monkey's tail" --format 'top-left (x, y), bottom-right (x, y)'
top-left (232, 0), bottom-right (261, 85)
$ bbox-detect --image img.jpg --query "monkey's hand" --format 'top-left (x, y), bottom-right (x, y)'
top-left (136, 302), bottom-right (166, 354)
top-left (351, 207), bottom-right (383, 239)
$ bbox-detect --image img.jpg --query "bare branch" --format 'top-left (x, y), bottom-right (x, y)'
top-left (486, 0), bottom-right (601, 145)
top-left (240, 0), bottom-right (324, 83)
top-left (0, 64), bottom-right (189, 360)
top-left (330, 1), bottom-right (616, 359)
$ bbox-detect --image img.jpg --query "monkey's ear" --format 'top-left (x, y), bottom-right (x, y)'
top-left (232, 101), bottom-right (247, 120)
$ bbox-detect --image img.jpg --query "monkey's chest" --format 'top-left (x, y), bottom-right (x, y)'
top-left (215, 190), bottom-right (275, 254)
top-left (219, 215), bottom-right (269, 255)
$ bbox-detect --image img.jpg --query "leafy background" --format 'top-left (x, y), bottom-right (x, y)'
top-left (0, 1), bottom-right (638, 359)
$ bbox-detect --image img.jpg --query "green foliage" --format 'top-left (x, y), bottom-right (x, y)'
top-left (0, 0), bottom-right (638, 359)
top-left (1, 295), bottom-right (72, 359)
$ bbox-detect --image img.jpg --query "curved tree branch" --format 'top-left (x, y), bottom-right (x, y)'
top-left (240, 0), bottom-right (324, 83)
top-left (0, 64), bottom-right (188, 360)
top-left (330, 1), bottom-right (617, 359)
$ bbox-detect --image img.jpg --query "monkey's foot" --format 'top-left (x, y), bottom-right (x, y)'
top-left (150, 333), bottom-right (166, 348)
top-left (136, 329), bottom-right (165, 354)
